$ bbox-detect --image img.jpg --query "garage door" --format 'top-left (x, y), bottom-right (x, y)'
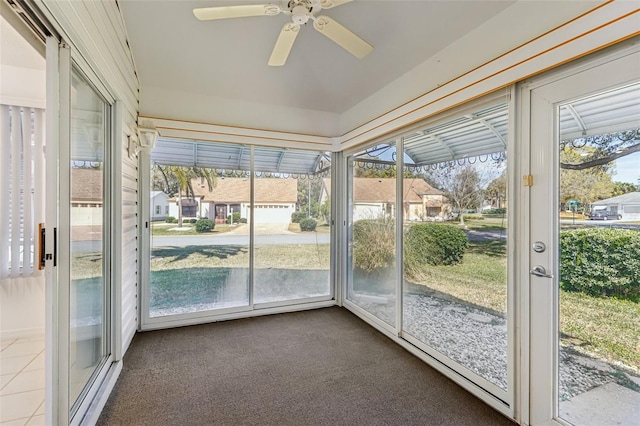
top-left (253, 205), bottom-right (293, 224)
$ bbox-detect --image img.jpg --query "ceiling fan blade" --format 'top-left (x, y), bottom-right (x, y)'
top-left (313, 16), bottom-right (373, 59)
top-left (193, 4), bottom-right (281, 21)
top-left (318, 0), bottom-right (353, 9)
top-left (268, 23), bottom-right (300, 66)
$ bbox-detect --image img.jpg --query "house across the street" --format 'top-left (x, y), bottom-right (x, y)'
top-left (590, 191), bottom-right (640, 221)
top-left (169, 177), bottom-right (298, 224)
top-left (150, 191), bottom-right (169, 221)
top-left (322, 178), bottom-right (449, 221)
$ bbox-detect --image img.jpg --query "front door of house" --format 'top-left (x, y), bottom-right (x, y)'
top-left (525, 43), bottom-right (639, 425)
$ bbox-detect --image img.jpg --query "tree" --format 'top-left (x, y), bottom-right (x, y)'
top-left (560, 129), bottom-right (639, 170)
top-left (559, 146), bottom-right (614, 206)
top-left (486, 171), bottom-right (507, 209)
top-left (297, 177), bottom-right (325, 219)
top-left (427, 163), bottom-right (485, 225)
top-left (612, 181), bottom-right (640, 196)
top-left (155, 165), bottom-right (217, 227)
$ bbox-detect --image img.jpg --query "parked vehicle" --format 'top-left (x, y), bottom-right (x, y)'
top-left (589, 210), bottom-right (622, 220)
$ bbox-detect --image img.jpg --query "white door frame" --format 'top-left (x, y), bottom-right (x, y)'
top-left (45, 35), bottom-right (123, 425)
top-left (518, 40), bottom-right (640, 426)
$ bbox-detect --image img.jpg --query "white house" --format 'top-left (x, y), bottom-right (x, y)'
top-left (591, 192), bottom-right (640, 221)
top-left (150, 191), bottom-right (169, 221)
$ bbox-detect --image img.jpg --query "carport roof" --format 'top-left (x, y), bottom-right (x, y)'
top-left (592, 191), bottom-right (640, 205)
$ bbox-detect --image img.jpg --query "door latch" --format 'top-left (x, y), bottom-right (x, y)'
top-left (530, 265), bottom-right (553, 279)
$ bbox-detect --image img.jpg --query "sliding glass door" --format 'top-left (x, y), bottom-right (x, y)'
top-left (67, 68), bottom-right (111, 413)
top-left (345, 92), bottom-right (513, 408)
top-left (44, 39), bottom-right (115, 424)
top-left (148, 142), bottom-right (250, 318)
top-left (143, 141), bottom-right (332, 326)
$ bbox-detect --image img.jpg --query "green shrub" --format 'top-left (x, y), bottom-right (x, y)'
top-left (352, 218), bottom-right (396, 272)
top-left (462, 214), bottom-right (484, 221)
top-left (404, 223), bottom-right (468, 278)
top-left (188, 218), bottom-right (198, 224)
top-left (238, 217), bottom-right (247, 224)
top-left (226, 212), bottom-right (241, 224)
top-left (560, 228), bottom-right (640, 300)
top-left (299, 218), bottom-right (317, 232)
top-left (484, 208), bottom-right (506, 215)
top-left (195, 218), bottom-right (215, 233)
top-left (291, 212), bottom-right (307, 223)
top-left (165, 216), bottom-right (176, 223)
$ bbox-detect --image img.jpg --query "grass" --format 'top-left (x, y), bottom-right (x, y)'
top-left (560, 291), bottom-right (640, 369)
top-left (151, 223), bottom-right (237, 236)
top-left (151, 244), bottom-right (330, 271)
top-left (407, 239), bottom-right (639, 371)
top-left (407, 240), bottom-right (508, 313)
top-left (288, 223), bottom-right (331, 233)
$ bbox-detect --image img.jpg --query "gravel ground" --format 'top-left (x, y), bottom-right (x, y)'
top-left (349, 285), bottom-right (639, 400)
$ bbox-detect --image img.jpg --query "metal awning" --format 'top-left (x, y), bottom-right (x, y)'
top-left (559, 82), bottom-right (640, 141)
top-left (150, 139), bottom-right (330, 175)
top-left (403, 103), bottom-right (508, 166)
top-left (150, 83), bottom-right (639, 169)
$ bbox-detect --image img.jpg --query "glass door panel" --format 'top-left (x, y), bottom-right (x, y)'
top-left (346, 142), bottom-right (398, 327)
top-left (149, 141), bottom-right (250, 317)
top-left (253, 146), bottom-right (331, 304)
top-left (527, 47), bottom-right (640, 425)
top-left (556, 84), bottom-right (640, 426)
top-left (400, 102), bottom-right (510, 394)
top-left (68, 69), bottom-right (109, 411)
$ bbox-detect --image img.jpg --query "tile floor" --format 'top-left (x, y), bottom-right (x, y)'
top-left (0, 337), bottom-right (45, 426)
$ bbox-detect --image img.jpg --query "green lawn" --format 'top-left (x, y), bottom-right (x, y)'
top-left (407, 239), bottom-right (639, 370)
top-left (407, 240), bottom-right (508, 313)
top-left (151, 223), bottom-right (236, 236)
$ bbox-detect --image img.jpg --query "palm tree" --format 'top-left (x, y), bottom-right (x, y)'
top-left (156, 165), bottom-right (217, 227)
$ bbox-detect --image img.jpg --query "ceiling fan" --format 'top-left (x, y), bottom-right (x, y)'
top-left (193, 0), bottom-right (373, 66)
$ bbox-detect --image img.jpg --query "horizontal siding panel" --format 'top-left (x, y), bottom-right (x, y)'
top-left (42, 1), bottom-right (139, 116)
top-left (122, 204), bottom-right (137, 216)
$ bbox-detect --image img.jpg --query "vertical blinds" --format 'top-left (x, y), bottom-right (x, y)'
top-left (0, 105), bottom-right (45, 278)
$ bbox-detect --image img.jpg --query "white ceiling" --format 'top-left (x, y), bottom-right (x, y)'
top-left (119, 0), bottom-right (515, 114)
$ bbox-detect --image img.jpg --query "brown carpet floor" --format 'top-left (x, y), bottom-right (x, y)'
top-left (97, 307), bottom-right (514, 425)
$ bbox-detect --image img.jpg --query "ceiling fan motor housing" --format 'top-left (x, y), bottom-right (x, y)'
top-left (291, 4), bottom-right (310, 25)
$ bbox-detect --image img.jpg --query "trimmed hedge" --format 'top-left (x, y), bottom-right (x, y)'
top-left (165, 216), bottom-right (176, 223)
top-left (291, 212), bottom-right (307, 223)
top-left (195, 218), bottom-right (215, 233)
top-left (404, 223), bottom-right (468, 278)
top-left (560, 227), bottom-right (640, 300)
top-left (299, 218), bottom-right (317, 232)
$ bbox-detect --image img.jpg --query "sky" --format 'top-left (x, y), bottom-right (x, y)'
top-left (612, 152), bottom-right (639, 184)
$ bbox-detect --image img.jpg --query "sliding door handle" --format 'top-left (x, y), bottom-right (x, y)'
top-left (38, 223), bottom-right (46, 270)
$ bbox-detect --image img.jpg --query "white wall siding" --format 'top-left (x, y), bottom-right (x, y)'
top-left (121, 134), bottom-right (138, 353)
top-left (35, 0), bottom-right (140, 354)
